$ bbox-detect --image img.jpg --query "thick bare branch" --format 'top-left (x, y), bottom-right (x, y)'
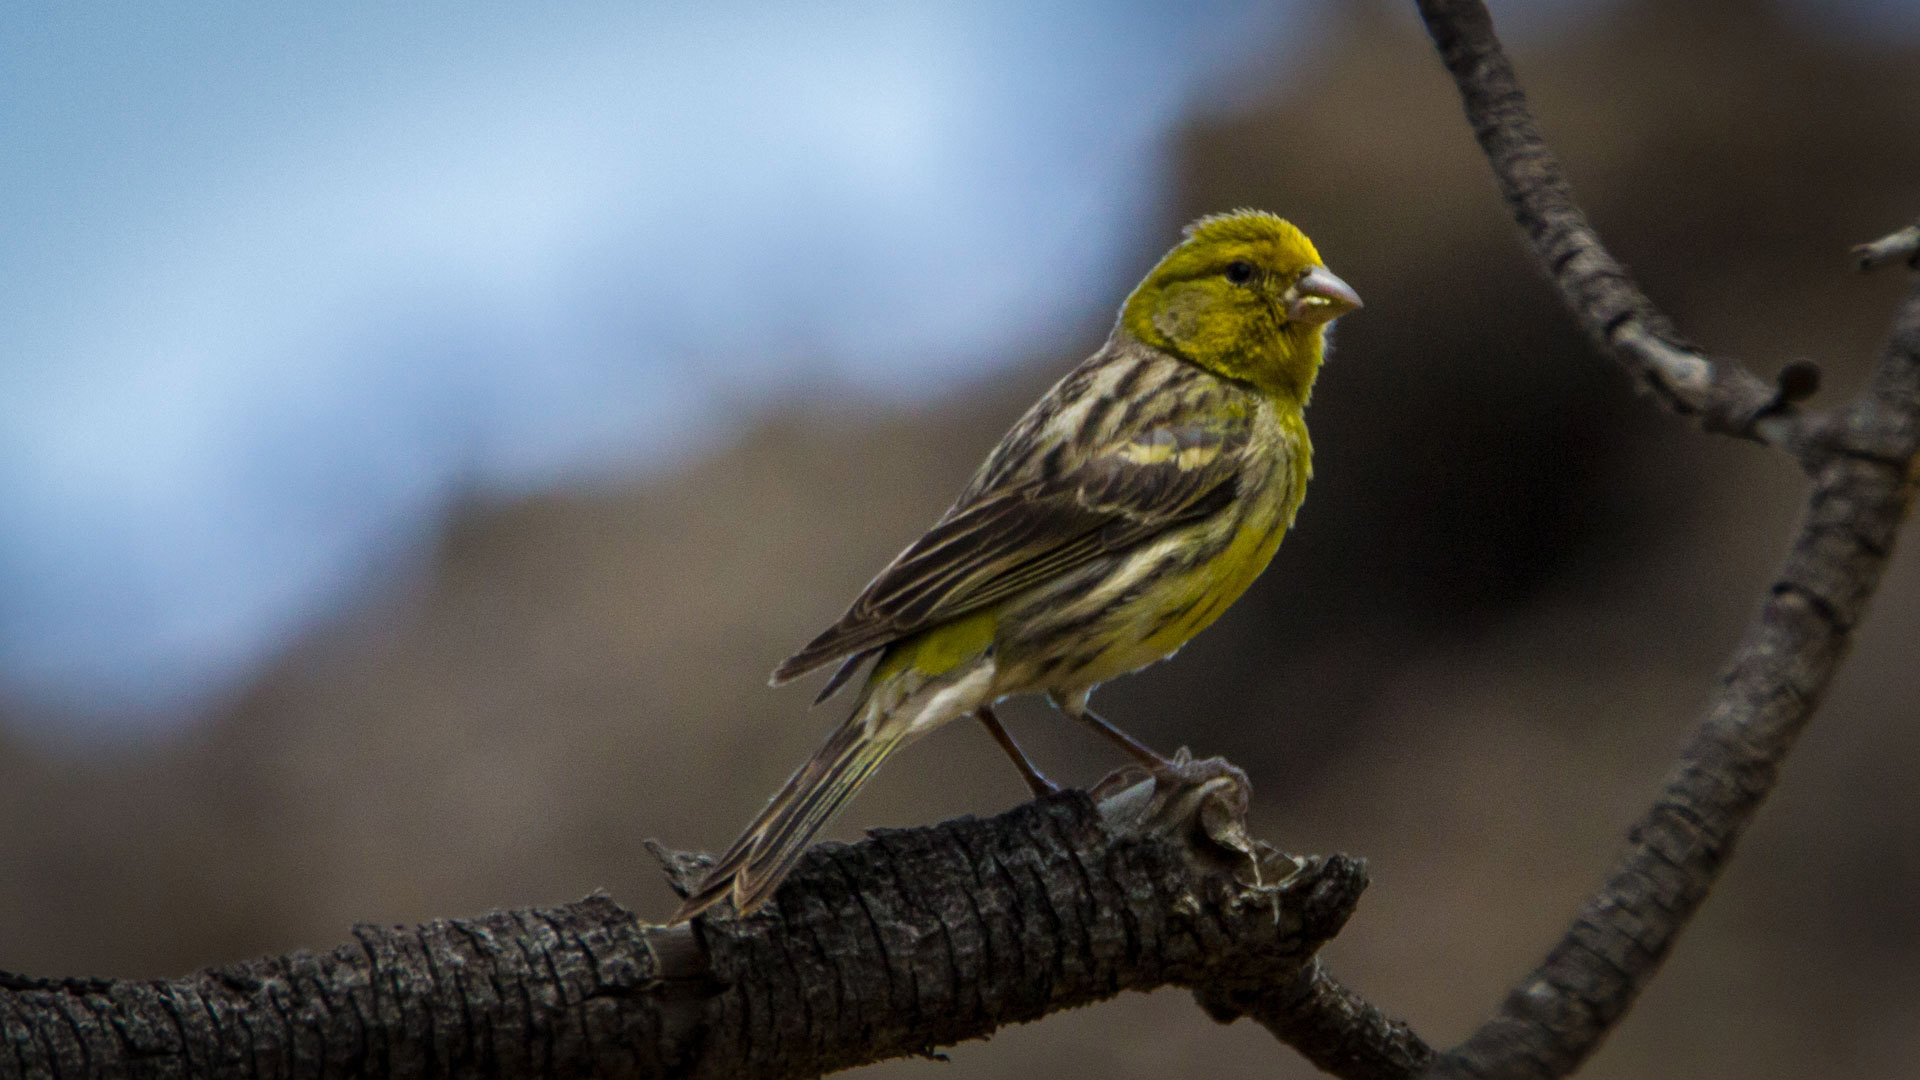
top-left (0, 760), bottom-right (1373, 1079)
top-left (1412, 0), bottom-right (1818, 454)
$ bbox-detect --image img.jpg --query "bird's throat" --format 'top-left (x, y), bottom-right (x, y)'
top-left (1188, 327), bottom-right (1325, 407)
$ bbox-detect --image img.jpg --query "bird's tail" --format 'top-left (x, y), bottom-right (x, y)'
top-left (672, 704), bottom-right (909, 922)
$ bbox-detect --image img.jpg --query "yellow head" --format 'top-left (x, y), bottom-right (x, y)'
top-left (1120, 210), bottom-right (1359, 404)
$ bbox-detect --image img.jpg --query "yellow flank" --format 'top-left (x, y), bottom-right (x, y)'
top-left (872, 608), bottom-right (998, 682)
top-left (1081, 412), bottom-right (1310, 687)
top-left (1155, 500), bottom-right (1287, 650)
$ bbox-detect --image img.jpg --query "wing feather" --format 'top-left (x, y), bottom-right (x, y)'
top-left (771, 384), bottom-right (1253, 688)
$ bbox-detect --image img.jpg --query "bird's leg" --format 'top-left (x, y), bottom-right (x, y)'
top-left (1076, 707), bottom-right (1175, 770)
top-left (975, 705), bottom-right (1060, 797)
top-left (1049, 692), bottom-right (1175, 771)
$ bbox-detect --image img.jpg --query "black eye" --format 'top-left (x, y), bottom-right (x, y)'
top-left (1224, 260), bottom-right (1256, 285)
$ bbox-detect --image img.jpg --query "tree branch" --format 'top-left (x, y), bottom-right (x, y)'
top-left (1197, 960), bottom-right (1434, 1080)
top-left (1424, 275), bottom-right (1920, 1080)
top-left (1220, 3), bottom-right (1920, 1077)
top-left (1855, 221), bottom-right (1920, 271)
top-left (0, 759), bottom-right (1376, 1079)
top-left (1412, 0), bottom-right (1822, 456)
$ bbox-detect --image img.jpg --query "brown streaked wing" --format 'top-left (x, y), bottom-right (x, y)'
top-left (770, 415), bottom-right (1249, 687)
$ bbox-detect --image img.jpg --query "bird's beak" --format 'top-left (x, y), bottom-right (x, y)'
top-left (1286, 266), bottom-right (1362, 325)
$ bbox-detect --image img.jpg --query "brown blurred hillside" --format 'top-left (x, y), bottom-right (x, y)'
top-left (5, 3), bottom-right (1920, 1077)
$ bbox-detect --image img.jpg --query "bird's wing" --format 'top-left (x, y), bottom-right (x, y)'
top-left (771, 402), bottom-right (1251, 688)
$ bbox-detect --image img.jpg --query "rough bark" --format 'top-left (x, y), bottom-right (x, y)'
top-left (0, 760), bottom-right (1369, 1079)
top-left (1197, 961), bottom-right (1435, 1080)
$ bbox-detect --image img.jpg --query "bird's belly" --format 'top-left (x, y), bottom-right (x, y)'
top-left (1092, 513), bottom-right (1285, 682)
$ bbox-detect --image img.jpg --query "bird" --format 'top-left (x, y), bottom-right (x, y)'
top-left (672, 209), bottom-right (1359, 922)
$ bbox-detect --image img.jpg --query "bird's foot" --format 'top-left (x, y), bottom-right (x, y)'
top-left (1092, 752), bottom-right (1298, 889)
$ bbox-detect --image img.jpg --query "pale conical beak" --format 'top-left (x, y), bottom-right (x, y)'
top-left (1286, 266), bottom-right (1362, 325)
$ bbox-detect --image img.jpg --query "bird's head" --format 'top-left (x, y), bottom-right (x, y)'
top-left (1120, 210), bottom-right (1360, 404)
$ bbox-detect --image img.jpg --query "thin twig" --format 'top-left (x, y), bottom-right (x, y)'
top-left (1412, 0), bottom-right (1821, 458)
top-left (1855, 222), bottom-right (1920, 271)
top-left (1197, 960), bottom-right (1434, 1080)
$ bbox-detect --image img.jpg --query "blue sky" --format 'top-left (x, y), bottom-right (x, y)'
top-left (0, 1), bottom-right (1322, 731)
top-left (1, 0), bottom-right (1909, 735)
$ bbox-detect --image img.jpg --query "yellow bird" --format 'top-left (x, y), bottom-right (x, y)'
top-left (674, 210), bottom-right (1359, 921)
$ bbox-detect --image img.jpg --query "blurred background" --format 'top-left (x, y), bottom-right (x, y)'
top-left (3, 0), bottom-right (1919, 1076)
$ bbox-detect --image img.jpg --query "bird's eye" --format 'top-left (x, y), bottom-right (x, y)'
top-left (1224, 260), bottom-right (1256, 285)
